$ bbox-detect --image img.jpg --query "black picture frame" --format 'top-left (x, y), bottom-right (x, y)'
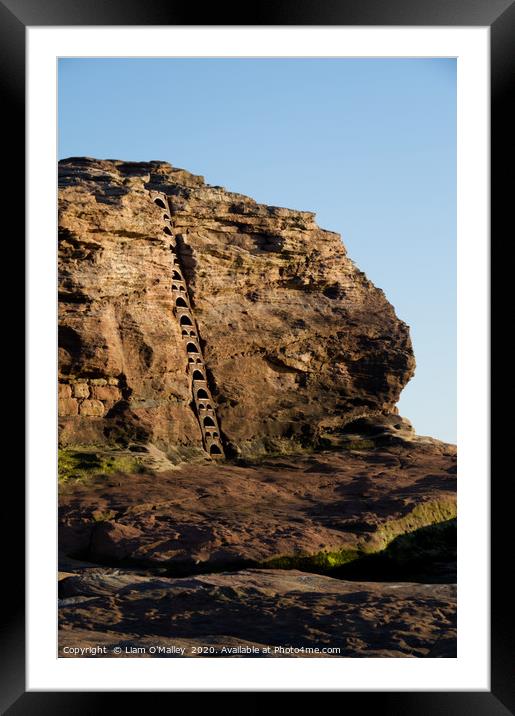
top-left (6, 0), bottom-right (509, 711)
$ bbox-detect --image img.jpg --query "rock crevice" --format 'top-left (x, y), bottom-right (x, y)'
top-left (150, 190), bottom-right (225, 458)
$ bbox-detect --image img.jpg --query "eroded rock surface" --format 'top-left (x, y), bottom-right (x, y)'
top-left (58, 568), bottom-right (456, 658)
top-left (57, 158), bottom-right (456, 661)
top-left (59, 441), bottom-right (456, 571)
top-left (58, 157), bottom-right (415, 458)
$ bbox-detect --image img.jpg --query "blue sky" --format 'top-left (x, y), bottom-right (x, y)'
top-left (58, 58), bottom-right (456, 443)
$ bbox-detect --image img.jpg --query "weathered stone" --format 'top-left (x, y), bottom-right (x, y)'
top-left (79, 399), bottom-right (105, 417)
top-left (90, 385), bottom-right (121, 402)
top-left (58, 157), bottom-right (415, 456)
top-left (58, 569), bottom-right (456, 658)
top-left (57, 158), bottom-right (455, 661)
top-left (58, 383), bottom-right (72, 399)
top-left (72, 382), bottom-right (90, 399)
top-left (59, 440), bottom-right (456, 569)
top-left (90, 522), bottom-right (143, 561)
top-left (58, 397), bottom-right (78, 416)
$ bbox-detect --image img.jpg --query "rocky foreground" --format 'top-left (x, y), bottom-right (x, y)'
top-left (59, 569), bottom-right (456, 658)
top-left (59, 439), bottom-right (457, 657)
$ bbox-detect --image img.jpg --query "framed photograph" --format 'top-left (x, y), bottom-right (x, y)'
top-left (5, 0), bottom-right (508, 709)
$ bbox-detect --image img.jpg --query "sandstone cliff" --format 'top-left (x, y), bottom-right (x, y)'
top-left (58, 157), bottom-right (415, 459)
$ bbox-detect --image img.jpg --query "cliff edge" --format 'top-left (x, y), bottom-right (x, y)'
top-left (58, 157), bottom-right (415, 459)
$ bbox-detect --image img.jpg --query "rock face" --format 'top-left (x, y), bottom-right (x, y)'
top-left (58, 158), bottom-right (455, 661)
top-left (58, 157), bottom-right (415, 458)
top-left (58, 569), bottom-right (457, 658)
